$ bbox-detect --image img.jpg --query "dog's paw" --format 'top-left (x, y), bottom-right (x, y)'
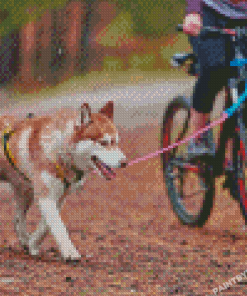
top-left (14, 219), bottom-right (30, 248)
top-left (28, 238), bottom-right (40, 257)
top-left (19, 236), bottom-right (30, 249)
top-left (28, 246), bottom-right (40, 257)
top-left (61, 248), bottom-right (81, 261)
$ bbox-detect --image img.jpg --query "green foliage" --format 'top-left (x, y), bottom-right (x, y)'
top-left (0, 0), bottom-right (186, 38)
top-left (0, 0), bottom-right (69, 37)
top-left (96, 10), bottom-right (134, 46)
top-left (111, 0), bottom-right (186, 37)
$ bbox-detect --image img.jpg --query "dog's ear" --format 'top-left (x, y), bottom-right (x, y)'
top-left (81, 103), bottom-right (91, 125)
top-left (100, 101), bottom-right (113, 119)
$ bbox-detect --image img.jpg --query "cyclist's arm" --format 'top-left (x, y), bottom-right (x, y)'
top-left (184, 0), bottom-right (203, 36)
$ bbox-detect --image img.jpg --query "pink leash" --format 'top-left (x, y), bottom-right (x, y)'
top-left (127, 113), bottom-right (228, 167)
top-left (90, 113), bottom-right (228, 176)
top-left (90, 112), bottom-right (228, 176)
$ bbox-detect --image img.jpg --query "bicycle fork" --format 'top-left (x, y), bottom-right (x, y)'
top-left (230, 78), bottom-right (247, 222)
top-left (237, 109), bottom-right (247, 221)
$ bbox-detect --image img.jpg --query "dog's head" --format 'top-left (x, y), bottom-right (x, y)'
top-left (72, 101), bottom-right (127, 180)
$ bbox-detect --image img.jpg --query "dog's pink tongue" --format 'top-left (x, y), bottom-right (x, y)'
top-left (110, 170), bottom-right (116, 179)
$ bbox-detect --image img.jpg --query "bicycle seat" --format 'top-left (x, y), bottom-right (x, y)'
top-left (171, 52), bottom-right (196, 67)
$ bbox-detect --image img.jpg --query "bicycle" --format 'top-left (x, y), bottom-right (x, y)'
top-left (161, 24), bottom-right (247, 228)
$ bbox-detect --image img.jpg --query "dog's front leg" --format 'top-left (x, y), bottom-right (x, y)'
top-left (29, 179), bottom-right (86, 256)
top-left (29, 171), bottom-right (85, 259)
top-left (38, 197), bottom-right (81, 260)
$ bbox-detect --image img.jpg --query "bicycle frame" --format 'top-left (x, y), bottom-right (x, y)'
top-left (211, 27), bottom-right (247, 218)
top-left (214, 28), bottom-right (247, 175)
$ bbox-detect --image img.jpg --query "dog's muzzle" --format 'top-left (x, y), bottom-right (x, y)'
top-left (91, 156), bottom-right (127, 180)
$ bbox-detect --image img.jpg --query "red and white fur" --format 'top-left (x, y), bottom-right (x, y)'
top-left (0, 101), bottom-right (126, 260)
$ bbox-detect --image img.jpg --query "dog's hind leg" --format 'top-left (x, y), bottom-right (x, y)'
top-left (13, 184), bottom-right (34, 248)
top-left (28, 216), bottom-right (48, 256)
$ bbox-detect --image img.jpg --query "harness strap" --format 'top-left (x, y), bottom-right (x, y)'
top-left (54, 163), bottom-right (71, 189)
top-left (3, 127), bottom-right (16, 167)
top-left (2, 126), bottom-right (69, 185)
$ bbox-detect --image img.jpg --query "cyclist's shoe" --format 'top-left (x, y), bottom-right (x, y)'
top-left (187, 130), bottom-right (215, 157)
top-left (223, 171), bottom-right (237, 200)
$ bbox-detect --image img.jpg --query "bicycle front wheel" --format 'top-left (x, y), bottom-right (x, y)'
top-left (233, 112), bottom-right (247, 223)
top-left (161, 96), bottom-right (215, 227)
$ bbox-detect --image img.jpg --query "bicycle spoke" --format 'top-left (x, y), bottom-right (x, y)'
top-left (167, 154), bottom-right (210, 215)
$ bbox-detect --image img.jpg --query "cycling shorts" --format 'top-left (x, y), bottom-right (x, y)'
top-left (189, 5), bottom-right (247, 113)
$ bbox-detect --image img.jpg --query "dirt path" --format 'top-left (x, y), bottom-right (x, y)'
top-left (0, 79), bottom-right (197, 129)
top-left (0, 120), bottom-right (246, 295)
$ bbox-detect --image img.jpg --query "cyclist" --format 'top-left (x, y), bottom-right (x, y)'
top-left (183, 0), bottom-right (247, 155)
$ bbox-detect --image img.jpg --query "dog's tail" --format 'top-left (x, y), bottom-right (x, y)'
top-left (0, 116), bottom-right (16, 132)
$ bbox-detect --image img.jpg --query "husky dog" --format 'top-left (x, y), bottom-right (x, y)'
top-left (0, 101), bottom-right (126, 260)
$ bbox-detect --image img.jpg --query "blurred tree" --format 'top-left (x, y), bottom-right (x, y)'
top-left (80, 0), bottom-right (98, 72)
top-left (0, 0), bottom-right (187, 87)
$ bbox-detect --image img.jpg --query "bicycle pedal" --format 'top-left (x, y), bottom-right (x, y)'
top-left (224, 167), bottom-right (234, 174)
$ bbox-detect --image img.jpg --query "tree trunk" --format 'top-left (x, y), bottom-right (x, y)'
top-left (62, 0), bottom-right (82, 81)
top-left (80, 0), bottom-right (97, 73)
top-left (86, 1), bottom-right (118, 72)
top-left (19, 20), bottom-right (36, 84)
top-left (0, 30), bottom-right (19, 85)
top-left (36, 10), bottom-right (53, 85)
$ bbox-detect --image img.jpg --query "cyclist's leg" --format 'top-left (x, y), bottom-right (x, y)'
top-left (187, 5), bottom-right (231, 139)
top-left (187, 108), bottom-right (210, 138)
top-left (187, 67), bottom-right (229, 137)
top-left (187, 68), bottom-right (230, 156)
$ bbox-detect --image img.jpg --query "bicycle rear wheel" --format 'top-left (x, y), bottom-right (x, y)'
top-left (161, 96), bottom-right (214, 227)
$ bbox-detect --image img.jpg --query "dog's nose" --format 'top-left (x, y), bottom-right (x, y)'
top-left (91, 156), bottom-right (97, 162)
top-left (120, 160), bottom-right (128, 168)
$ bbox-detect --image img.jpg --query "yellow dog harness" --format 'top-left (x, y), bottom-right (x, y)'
top-left (2, 120), bottom-right (83, 187)
top-left (2, 125), bottom-right (67, 183)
